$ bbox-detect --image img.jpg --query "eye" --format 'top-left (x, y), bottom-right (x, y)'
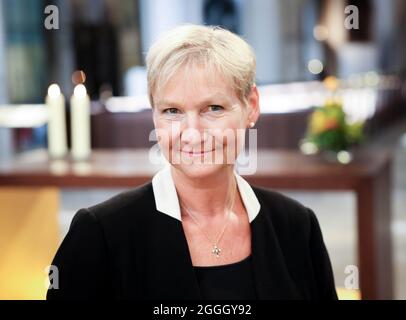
top-left (208, 105), bottom-right (224, 112)
top-left (162, 107), bottom-right (180, 115)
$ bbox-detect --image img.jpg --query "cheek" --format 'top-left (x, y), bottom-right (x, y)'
top-left (211, 127), bottom-right (246, 154)
top-left (203, 127), bottom-right (244, 164)
top-left (201, 112), bottom-right (246, 148)
top-left (216, 116), bottom-right (245, 140)
top-left (153, 119), bottom-right (182, 151)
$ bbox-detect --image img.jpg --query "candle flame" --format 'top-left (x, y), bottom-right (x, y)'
top-left (48, 84), bottom-right (61, 98)
top-left (74, 84), bottom-right (87, 98)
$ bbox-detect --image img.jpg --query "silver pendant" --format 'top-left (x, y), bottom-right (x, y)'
top-left (212, 245), bottom-right (221, 258)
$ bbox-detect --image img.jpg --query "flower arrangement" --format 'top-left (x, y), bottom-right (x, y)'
top-left (302, 98), bottom-right (364, 154)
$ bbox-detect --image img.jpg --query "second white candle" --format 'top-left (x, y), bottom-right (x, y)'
top-left (70, 84), bottom-right (91, 160)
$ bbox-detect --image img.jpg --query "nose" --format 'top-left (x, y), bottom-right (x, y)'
top-left (180, 113), bottom-right (205, 146)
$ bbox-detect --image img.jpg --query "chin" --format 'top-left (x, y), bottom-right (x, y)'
top-left (171, 162), bottom-right (227, 180)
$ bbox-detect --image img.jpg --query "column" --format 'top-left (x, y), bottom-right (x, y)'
top-left (139, 0), bottom-right (204, 56)
top-left (0, 0), bottom-right (14, 160)
top-left (240, 0), bottom-right (282, 84)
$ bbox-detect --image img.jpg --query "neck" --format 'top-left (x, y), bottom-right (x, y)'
top-left (171, 165), bottom-right (237, 219)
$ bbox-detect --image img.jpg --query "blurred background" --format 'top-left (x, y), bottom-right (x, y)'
top-left (0, 0), bottom-right (405, 300)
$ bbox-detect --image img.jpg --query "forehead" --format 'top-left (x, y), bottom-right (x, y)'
top-left (154, 64), bottom-right (238, 106)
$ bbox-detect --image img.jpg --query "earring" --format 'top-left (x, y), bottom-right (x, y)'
top-left (249, 122), bottom-right (255, 128)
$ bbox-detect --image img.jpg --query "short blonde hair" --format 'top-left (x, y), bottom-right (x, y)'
top-left (146, 24), bottom-right (256, 107)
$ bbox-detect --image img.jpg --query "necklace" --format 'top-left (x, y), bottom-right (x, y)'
top-left (180, 182), bottom-right (237, 258)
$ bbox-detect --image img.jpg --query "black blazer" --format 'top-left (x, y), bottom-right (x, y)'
top-left (46, 182), bottom-right (338, 300)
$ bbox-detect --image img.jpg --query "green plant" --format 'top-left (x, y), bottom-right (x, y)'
top-left (304, 98), bottom-right (364, 152)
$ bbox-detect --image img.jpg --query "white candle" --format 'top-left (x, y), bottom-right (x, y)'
top-left (46, 84), bottom-right (67, 158)
top-left (70, 84), bottom-right (91, 160)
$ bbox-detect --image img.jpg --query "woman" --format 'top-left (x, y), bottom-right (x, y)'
top-left (47, 25), bottom-right (337, 300)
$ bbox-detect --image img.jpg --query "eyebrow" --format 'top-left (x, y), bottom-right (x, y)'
top-left (155, 93), bottom-right (233, 108)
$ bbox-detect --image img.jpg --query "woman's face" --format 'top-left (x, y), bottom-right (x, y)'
top-left (152, 64), bottom-right (259, 179)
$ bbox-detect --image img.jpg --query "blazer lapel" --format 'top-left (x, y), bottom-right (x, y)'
top-left (149, 210), bottom-right (203, 300)
top-left (250, 207), bottom-right (301, 299)
top-left (171, 219), bottom-right (203, 299)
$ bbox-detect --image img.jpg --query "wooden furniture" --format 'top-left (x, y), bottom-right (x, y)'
top-left (0, 148), bottom-right (393, 299)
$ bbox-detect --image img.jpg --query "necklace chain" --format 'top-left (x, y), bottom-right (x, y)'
top-left (180, 181), bottom-right (237, 258)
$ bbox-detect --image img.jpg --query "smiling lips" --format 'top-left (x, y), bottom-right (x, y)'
top-left (180, 149), bottom-right (214, 156)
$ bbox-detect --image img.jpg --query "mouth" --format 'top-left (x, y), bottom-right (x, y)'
top-left (180, 149), bottom-right (215, 156)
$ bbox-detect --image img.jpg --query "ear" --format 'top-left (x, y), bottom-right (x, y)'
top-left (246, 84), bottom-right (260, 127)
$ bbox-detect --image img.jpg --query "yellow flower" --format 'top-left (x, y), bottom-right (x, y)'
top-left (325, 98), bottom-right (335, 107)
top-left (310, 110), bottom-right (327, 134)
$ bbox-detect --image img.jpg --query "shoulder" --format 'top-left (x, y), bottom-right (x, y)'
top-left (88, 181), bottom-right (153, 211)
top-left (250, 185), bottom-right (316, 238)
top-left (252, 185), bottom-right (314, 219)
top-left (250, 186), bottom-right (337, 300)
top-left (83, 181), bottom-right (156, 226)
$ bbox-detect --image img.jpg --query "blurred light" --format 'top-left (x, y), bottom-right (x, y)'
top-left (308, 59), bottom-right (324, 75)
top-left (300, 141), bottom-right (318, 155)
top-left (313, 25), bottom-right (329, 41)
top-left (364, 72), bottom-right (380, 87)
top-left (342, 88), bottom-right (377, 123)
top-left (50, 160), bottom-right (69, 175)
top-left (258, 83), bottom-right (321, 114)
top-left (99, 83), bottom-right (113, 103)
top-left (323, 76), bottom-right (339, 91)
top-left (72, 162), bottom-right (92, 175)
top-left (47, 84), bottom-right (61, 98)
top-left (347, 74), bottom-right (364, 88)
top-left (73, 84), bottom-right (87, 98)
top-left (0, 105), bottom-right (48, 128)
top-left (337, 150), bottom-right (353, 164)
top-left (71, 70), bottom-right (86, 85)
top-left (105, 96), bottom-right (151, 113)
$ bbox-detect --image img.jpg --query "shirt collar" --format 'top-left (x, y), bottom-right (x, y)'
top-left (151, 165), bottom-right (261, 223)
